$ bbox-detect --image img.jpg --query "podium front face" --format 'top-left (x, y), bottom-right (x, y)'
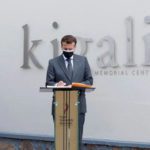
top-left (54, 90), bottom-right (79, 150)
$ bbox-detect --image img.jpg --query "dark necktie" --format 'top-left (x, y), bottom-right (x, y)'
top-left (66, 58), bottom-right (73, 80)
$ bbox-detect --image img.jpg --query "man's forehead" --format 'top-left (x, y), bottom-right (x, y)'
top-left (62, 42), bottom-right (76, 46)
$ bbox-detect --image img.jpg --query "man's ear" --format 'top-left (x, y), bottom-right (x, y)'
top-left (74, 45), bottom-right (77, 49)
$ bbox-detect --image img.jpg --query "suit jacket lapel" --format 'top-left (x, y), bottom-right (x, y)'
top-left (58, 54), bottom-right (72, 82)
top-left (72, 54), bottom-right (80, 81)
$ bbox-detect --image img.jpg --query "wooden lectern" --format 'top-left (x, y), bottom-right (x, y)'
top-left (40, 83), bottom-right (95, 150)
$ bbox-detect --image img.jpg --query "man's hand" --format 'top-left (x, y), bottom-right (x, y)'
top-left (56, 81), bottom-right (66, 86)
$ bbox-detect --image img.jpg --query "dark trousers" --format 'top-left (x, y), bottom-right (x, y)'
top-left (79, 113), bottom-right (85, 150)
top-left (52, 113), bottom-right (85, 150)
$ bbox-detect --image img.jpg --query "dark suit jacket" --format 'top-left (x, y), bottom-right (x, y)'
top-left (46, 54), bottom-right (93, 115)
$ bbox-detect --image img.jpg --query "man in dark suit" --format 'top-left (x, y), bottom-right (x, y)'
top-left (46, 35), bottom-right (93, 149)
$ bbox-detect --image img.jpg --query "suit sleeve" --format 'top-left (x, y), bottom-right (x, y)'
top-left (45, 60), bottom-right (56, 86)
top-left (81, 57), bottom-right (93, 85)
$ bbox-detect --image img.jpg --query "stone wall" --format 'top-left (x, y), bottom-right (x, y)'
top-left (0, 137), bottom-right (149, 150)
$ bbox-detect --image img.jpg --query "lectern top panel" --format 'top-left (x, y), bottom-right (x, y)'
top-left (39, 86), bottom-right (95, 92)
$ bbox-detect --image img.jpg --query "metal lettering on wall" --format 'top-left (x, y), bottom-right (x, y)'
top-left (21, 16), bottom-right (150, 76)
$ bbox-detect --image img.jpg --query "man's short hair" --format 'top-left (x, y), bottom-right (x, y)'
top-left (61, 35), bottom-right (77, 45)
